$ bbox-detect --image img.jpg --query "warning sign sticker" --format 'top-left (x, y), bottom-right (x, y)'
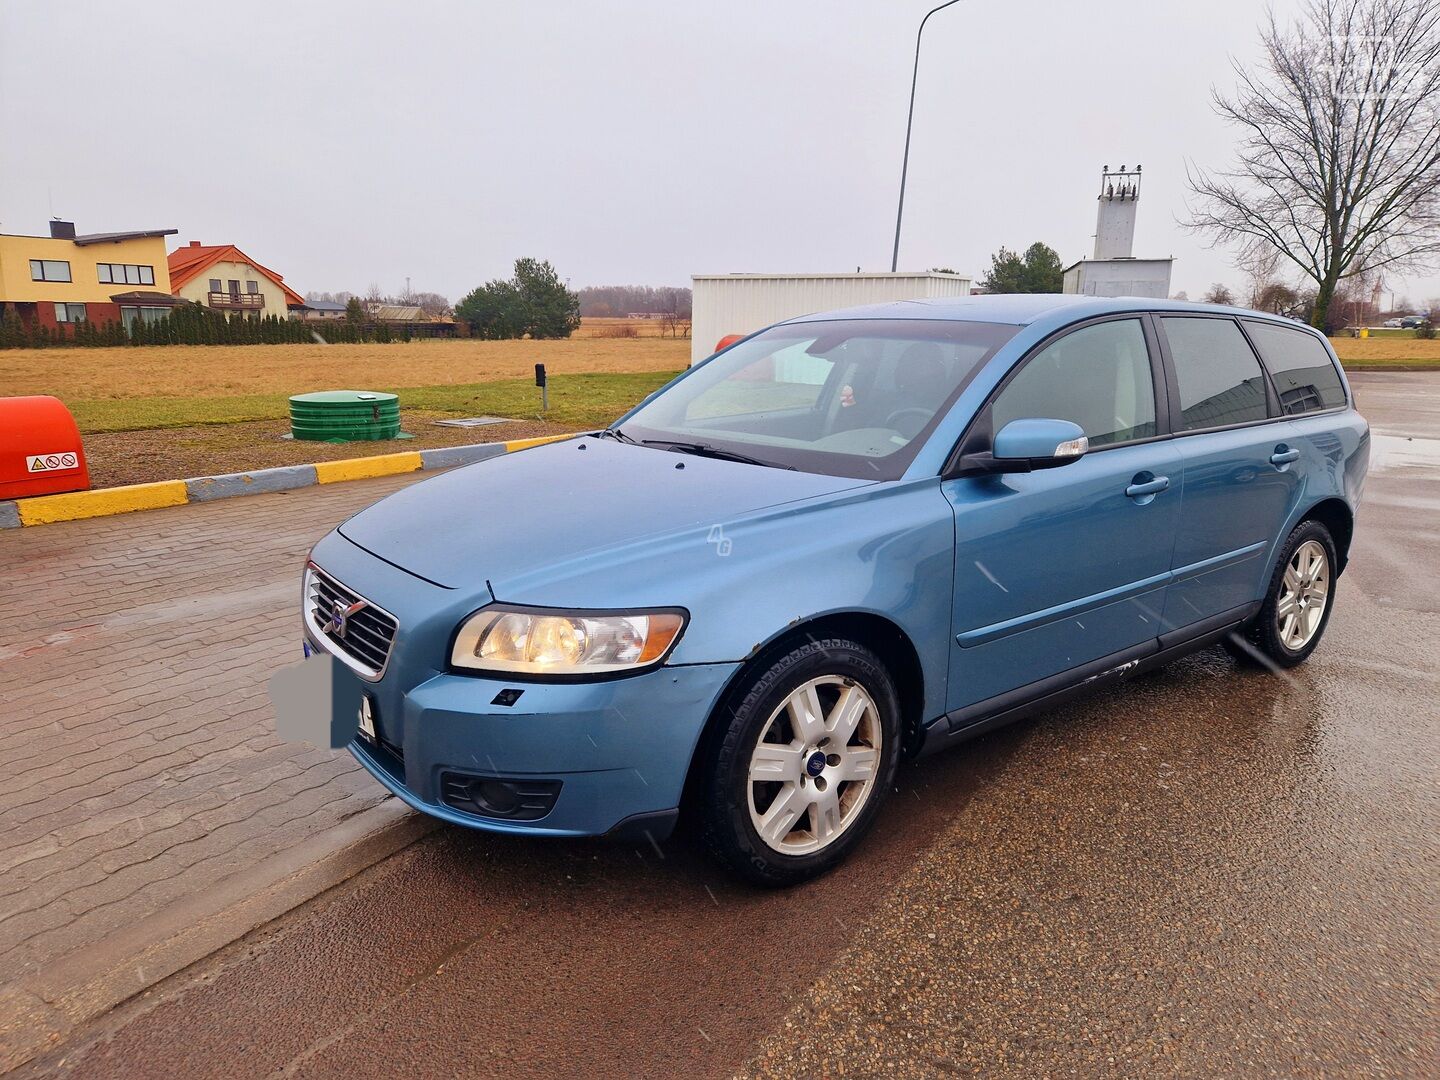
top-left (26, 452), bottom-right (80, 473)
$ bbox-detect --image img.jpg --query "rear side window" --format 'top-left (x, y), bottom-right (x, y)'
top-left (1243, 321), bottom-right (1347, 414)
top-left (990, 318), bottom-right (1156, 447)
top-left (1161, 317), bottom-right (1269, 431)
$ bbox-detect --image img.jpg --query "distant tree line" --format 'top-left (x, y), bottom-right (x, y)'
top-left (306, 288), bottom-right (452, 317)
top-left (578, 285), bottom-right (692, 318)
top-left (455, 258), bottom-right (581, 340)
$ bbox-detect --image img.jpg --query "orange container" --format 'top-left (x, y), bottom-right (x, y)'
top-left (0, 396), bottom-right (90, 500)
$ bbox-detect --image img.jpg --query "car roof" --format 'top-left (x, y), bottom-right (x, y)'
top-left (781, 293), bottom-right (1306, 329)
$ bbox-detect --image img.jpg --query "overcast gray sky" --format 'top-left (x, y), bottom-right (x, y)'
top-left (3, 0), bottom-right (1437, 308)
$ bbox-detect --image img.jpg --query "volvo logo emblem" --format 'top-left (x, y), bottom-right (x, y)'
top-left (806, 751), bottom-right (827, 778)
top-left (324, 599), bottom-right (367, 639)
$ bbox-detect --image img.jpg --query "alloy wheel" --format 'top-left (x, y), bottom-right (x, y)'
top-left (746, 675), bottom-right (882, 856)
top-left (1277, 539), bottom-right (1330, 650)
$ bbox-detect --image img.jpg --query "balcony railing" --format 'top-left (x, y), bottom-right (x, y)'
top-left (208, 291), bottom-right (265, 310)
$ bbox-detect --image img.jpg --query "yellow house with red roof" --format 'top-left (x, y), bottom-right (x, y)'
top-left (167, 241), bottom-right (306, 317)
top-left (0, 220), bottom-right (181, 333)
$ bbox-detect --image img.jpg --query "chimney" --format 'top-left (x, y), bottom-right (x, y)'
top-left (189, 240), bottom-right (201, 247)
top-left (49, 220), bottom-right (76, 240)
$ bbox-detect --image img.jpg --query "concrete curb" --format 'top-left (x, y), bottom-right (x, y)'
top-left (0, 434), bottom-right (572, 529)
top-left (0, 801), bottom-right (439, 1073)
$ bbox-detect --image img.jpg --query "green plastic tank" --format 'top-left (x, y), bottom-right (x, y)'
top-left (289, 390), bottom-right (401, 442)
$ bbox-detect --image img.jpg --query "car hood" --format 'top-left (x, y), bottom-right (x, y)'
top-left (337, 437), bottom-right (871, 591)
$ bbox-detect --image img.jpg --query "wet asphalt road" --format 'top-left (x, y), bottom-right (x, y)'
top-left (29, 374), bottom-right (1439, 1078)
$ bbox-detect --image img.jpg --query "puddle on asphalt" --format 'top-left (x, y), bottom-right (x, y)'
top-left (1368, 432), bottom-right (1440, 473)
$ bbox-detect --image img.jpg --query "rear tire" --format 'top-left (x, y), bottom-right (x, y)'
top-left (699, 637), bottom-right (901, 887)
top-left (1224, 519), bottom-right (1337, 670)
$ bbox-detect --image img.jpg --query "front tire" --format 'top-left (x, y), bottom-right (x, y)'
top-left (699, 638), bottom-right (901, 887)
top-left (1225, 519), bottom-right (1337, 669)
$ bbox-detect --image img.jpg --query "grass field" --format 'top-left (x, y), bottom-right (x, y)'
top-left (1329, 337), bottom-right (1440, 366)
top-left (61, 370), bottom-right (681, 434)
top-left (573, 316), bottom-right (685, 340)
top-left (0, 336), bottom-right (687, 485)
top-left (0, 337), bottom-right (687, 433)
top-left (0, 337), bottom-right (686, 402)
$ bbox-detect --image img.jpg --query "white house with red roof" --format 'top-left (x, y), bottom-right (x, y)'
top-left (167, 241), bottom-right (306, 317)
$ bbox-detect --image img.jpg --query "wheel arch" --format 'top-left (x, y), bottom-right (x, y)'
top-left (1300, 496), bottom-right (1354, 573)
top-left (679, 611), bottom-right (927, 814)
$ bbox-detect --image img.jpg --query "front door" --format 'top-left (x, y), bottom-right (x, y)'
top-left (942, 316), bottom-right (1182, 715)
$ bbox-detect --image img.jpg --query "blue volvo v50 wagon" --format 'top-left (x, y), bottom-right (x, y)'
top-left (300, 295), bottom-right (1368, 885)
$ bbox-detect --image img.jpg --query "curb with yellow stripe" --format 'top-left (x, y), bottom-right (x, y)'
top-left (0, 434), bottom-right (572, 529)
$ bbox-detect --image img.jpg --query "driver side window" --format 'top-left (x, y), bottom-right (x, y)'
top-left (990, 318), bottom-right (1156, 448)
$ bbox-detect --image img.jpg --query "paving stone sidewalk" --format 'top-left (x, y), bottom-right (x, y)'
top-left (0, 473), bottom-right (427, 983)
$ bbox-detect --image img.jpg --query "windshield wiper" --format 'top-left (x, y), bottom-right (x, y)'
top-left (593, 427), bottom-right (638, 444)
top-left (640, 439), bottom-right (795, 470)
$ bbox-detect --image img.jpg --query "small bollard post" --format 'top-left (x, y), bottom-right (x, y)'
top-left (535, 363), bottom-right (548, 413)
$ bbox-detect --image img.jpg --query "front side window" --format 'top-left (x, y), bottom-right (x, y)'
top-left (29, 259), bottom-right (71, 282)
top-left (1243, 321), bottom-right (1346, 414)
top-left (990, 318), bottom-right (1156, 447)
top-left (53, 302), bottom-right (86, 323)
top-left (620, 319), bottom-right (1018, 479)
top-left (1161, 317), bottom-right (1270, 431)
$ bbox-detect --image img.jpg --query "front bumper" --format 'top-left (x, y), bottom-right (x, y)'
top-left (342, 660), bottom-right (740, 838)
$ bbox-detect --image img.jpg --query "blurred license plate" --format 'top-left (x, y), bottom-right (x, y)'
top-left (358, 694), bottom-right (378, 741)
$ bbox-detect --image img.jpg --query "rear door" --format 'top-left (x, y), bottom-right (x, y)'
top-left (942, 316), bottom-right (1183, 714)
top-left (1153, 315), bottom-right (1304, 632)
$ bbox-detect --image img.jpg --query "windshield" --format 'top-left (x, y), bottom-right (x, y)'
top-left (619, 319), bottom-right (1018, 479)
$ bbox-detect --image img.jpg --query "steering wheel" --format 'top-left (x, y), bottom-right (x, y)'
top-left (884, 407), bottom-right (932, 438)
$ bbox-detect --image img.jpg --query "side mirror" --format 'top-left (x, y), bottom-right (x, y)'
top-left (991, 418), bottom-right (1089, 471)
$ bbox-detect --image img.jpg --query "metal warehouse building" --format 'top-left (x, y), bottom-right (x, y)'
top-left (690, 271), bottom-right (973, 365)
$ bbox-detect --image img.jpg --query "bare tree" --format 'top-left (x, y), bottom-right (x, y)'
top-left (1203, 283), bottom-right (1239, 305)
top-left (1187, 0), bottom-right (1440, 332)
top-left (1237, 244), bottom-right (1283, 307)
top-left (409, 291), bottom-right (451, 317)
top-left (1255, 281), bottom-right (1305, 317)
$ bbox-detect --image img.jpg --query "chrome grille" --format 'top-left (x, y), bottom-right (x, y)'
top-left (304, 564), bottom-right (398, 678)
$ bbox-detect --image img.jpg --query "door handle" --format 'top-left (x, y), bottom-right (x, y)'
top-left (1125, 475), bottom-right (1170, 499)
top-left (1270, 446), bottom-right (1300, 466)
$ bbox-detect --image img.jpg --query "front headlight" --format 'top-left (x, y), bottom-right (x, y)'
top-left (450, 606), bottom-right (687, 676)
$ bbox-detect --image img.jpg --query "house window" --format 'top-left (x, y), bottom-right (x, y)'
top-left (246, 280), bottom-right (260, 294)
top-left (53, 302), bottom-right (87, 323)
top-left (209, 278), bottom-right (222, 293)
top-left (228, 280), bottom-right (241, 296)
top-left (29, 259), bottom-right (72, 282)
top-left (120, 305), bottom-right (170, 326)
top-left (97, 263), bottom-right (155, 286)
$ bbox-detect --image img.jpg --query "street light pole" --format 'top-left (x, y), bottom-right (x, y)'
top-left (890, 0), bottom-right (964, 273)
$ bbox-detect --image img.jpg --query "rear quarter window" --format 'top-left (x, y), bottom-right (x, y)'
top-left (1243, 321), bottom-right (1347, 414)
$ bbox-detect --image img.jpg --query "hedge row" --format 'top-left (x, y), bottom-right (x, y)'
top-left (0, 305), bottom-right (415, 349)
